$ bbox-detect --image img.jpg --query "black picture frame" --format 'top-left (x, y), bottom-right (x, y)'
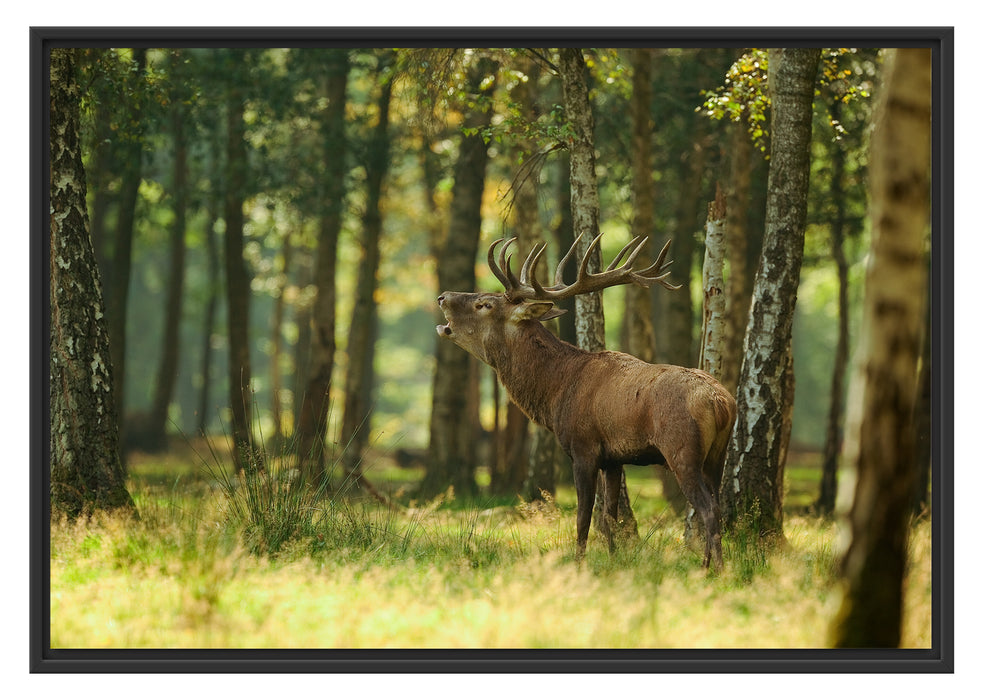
top-left (30, 26), bottom-right (954, 674)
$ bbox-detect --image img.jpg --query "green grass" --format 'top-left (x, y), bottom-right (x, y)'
top-left (49, 444), bottom-right (932, 649)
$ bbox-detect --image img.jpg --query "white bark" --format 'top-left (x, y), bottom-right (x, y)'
top-left (719, 48), bottom-right (821, 534)
top-left (832, 47), bottom-right (931, 648)
top-left (699, 191), bottom-right (728, 381)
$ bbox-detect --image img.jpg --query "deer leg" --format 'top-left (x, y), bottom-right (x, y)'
top-left (572, 458), bottom-right (598, 561)
top-left (602, 465), bottom-right (623, 554)
top-left (671, 460), bottom-right (724, 570)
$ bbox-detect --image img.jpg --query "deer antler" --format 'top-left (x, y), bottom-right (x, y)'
top-left (488, 233), bottom-right (681, 303)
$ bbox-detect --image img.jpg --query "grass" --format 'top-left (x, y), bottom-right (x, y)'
top-left (48, 443), bottom-right (933, 650)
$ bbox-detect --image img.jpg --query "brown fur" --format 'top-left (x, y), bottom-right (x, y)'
top-left (437, 291), bottom-right (736, 569)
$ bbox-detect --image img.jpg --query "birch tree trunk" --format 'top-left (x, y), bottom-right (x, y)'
top-left (49, 47), bottom-right (136, 520)
top-left (719, 48), bottom-right (821, 538)
top-left (699, 186), bottom-right (728, 381)
top-left (557, 48), bottom-right (637, 541)
top-left (558, 49), bottom-right (605, 353)
top-left (911, 287), bottom-right (932, 513)
top-left (685, 187), bottom-right (730, 544)
top-left (831, 47), bottom-right (931, 648)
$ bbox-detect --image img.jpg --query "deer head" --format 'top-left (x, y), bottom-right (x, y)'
top-left (437, 233), bottom-right (679, 363)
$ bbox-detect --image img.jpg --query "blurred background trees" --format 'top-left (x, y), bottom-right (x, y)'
top-left (65, 45), bottom-right (923, 525)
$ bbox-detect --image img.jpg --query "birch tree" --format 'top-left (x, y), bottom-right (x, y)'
top-left (699, 187), bottom-right (728, 381)
top-left (49, 47), bottom-right (136, 519)
top-left (719, 48), bottom-right (821, 538)
top-left (686, 188), bottom-right (729, 544)
top-left (557, 48), bottom-right (637, 541)
top-left (831, 47), bottom-right (931, 648)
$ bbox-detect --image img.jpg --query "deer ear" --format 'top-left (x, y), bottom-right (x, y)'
top-left (516, 301), bottom-right (567, 322)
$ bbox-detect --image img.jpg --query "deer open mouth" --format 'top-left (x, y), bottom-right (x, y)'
top-left (436, 295), bottom-right (454, 336)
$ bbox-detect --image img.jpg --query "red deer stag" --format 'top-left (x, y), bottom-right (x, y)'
top-left (436, 234), bottom-right (736, 569)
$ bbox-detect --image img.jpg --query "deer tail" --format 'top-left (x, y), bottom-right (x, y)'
top-left (712, 392), bottom-right (736, 434)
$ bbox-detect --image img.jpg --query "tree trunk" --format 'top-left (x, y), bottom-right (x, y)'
top-left (699, 186), bottom-right (728, 380)
top-left (296, 52), bottom-right (350, 485)
top-left (627, 51), bottom-right (682, 510)
top-left (197, 140), bottom-right (223, 437)
top-left (86, 90), bottom-right (115, 290)
top-left (553, 150), bottom-right (578, 349)
top-left (49, 47), bottom-right (136, 520)
top-left (340, 53), bottom-right (394, 484)
top-left (104, 48), bottom-right (147, 465)
top-left (722, 115), bottom-right (753, 395)
top-left (224, 75), bottom-right (256, 474)
top-left (719, 48), bottom-right (821, 538)
top-left (831, 47), bottom-right (931, 648)
top-left (291, 250), bottom-right (314, 438)
top-left (911, 277), bottom-right (932, 514)
top-left (558, 48), bottom-right (638, 541)
top-left (522, 124), bottom-right (564, 499)
top-left (683, 188), bottom-right (729, 542)
top-left (651, 102), bottom-right (710, 370)
top-left (147, 104), bottom-right (188, 450)
top-left (423, 56), bottom-right (498, 499)
top-left (817, 105), bottom-right (851, 517)
top-left (523, 409), bottom-right (557, 501)
top-left (269, 234), bottom-right (291, 446)
top-left (558, 49), bottom-right (605, 353)
top-left (623, 48), bottom-right (658, 364)
top-left (492, 59), bottom-right (542, 495)
top-left (660, 133), bottom-right (706, 368)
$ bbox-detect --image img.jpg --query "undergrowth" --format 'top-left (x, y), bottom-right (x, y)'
top-left (48, 438), bottom-right (933, 649)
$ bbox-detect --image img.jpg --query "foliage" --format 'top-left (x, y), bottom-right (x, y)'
top-left (699, 48), bottom-right (876, 153)
top-left (698, 49), bottom-right (771, 151)
top-left (72, 45), bottom-right (887, 472)
top-left (77, 48), bottom-right (170, 146)
top-left (817, 48), bottom-right (876, 139)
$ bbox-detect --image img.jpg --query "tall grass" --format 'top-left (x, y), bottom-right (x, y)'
top-left (48, 442), bottom-right (933, 650)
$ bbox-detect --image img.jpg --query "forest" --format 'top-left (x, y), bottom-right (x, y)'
top-left (45, 43), bottom-right (937, 658)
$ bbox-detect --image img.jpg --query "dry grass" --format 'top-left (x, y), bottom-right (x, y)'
top-left (49, 480), bottom-right (933, 650)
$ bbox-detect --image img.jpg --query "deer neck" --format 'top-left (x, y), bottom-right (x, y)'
top-left (487, 321), bottom-right (587, 431)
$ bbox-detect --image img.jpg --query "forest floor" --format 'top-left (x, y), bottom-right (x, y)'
top-left (48, 441), bottom-right (933, 650)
